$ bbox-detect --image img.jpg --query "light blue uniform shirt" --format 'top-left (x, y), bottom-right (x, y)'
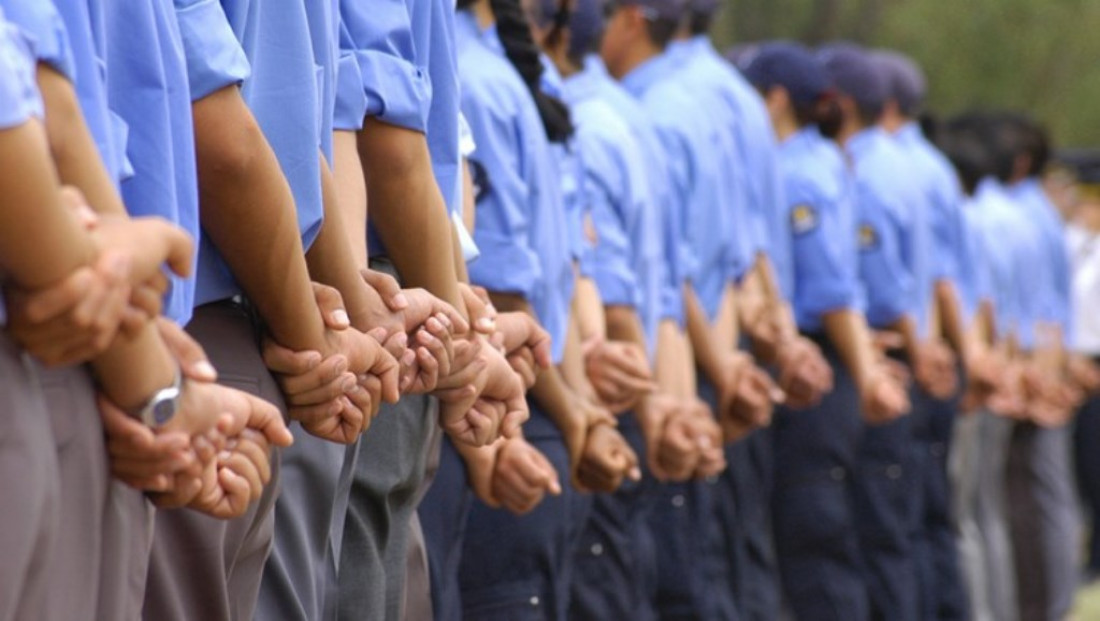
top-left (104, 0), bottom-right (203, 324)
top-left (47, 0), bottom-right (130, 184)
top-left (673, 36), bottom-right (794, 298)
top-left (622, 52), bottom-right (729, 321)
top-left (0, 9), bottom-right (40, 127)
top-left (960, 195), bottom-right (993, 322)
top-left (539, 55), bottom-right (587, 266)
top-left (846, 126), bottom-right (930, 330)
top-left (893, 122), bottom-right (975, 319)
top-left (456, 10), bottom-right (572, 363)
top-left (342, 0), bottom-right (466, 257)
top-left (1010, 178), bottom-right (1071, 335)
top-left (584, 55), bottom-right (684, 327)
top-left (0, 0), bottom-right (73, 87)
top-left (187, 0), bottom-right (334, 306)
top-left (665, 39), bottom-right (753, 291)
top-left (566, 59), bottom-right (665, 356)
top-left (780, 126), bottom-right (863, 333)
top-left (971, 178), bottom-right (1041, 346)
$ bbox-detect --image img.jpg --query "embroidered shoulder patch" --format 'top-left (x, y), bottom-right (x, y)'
top-left (858, 223), bottom-right (879, 250)
top-left (790, 204), bottom-right (819, 235)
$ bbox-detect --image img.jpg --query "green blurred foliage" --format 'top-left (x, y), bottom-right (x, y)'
top-left (712, 0), bottom-right (1100, 146)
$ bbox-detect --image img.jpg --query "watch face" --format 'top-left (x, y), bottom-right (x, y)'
top-left (153, 399), bottom-right (176, 426)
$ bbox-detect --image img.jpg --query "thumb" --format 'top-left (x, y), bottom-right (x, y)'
top-left (312, 283), bottom-right (350, 329)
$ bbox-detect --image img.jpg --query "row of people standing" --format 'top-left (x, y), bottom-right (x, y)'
top-left (0, 1), bottom-right (1091, 621)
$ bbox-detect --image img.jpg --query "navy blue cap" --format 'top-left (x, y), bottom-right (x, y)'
top-left (817, 42), bottom-right (887, 114)
top-left (618, 0), bottom-right (687, 22)
top-left (566, 0), bottom-right (606, 57)
top-left (870, 50), bottom-right (926, 115)
top-left (742, 41), bottom-right (830, 105)
top-left (534, 0), bottom-right (604, 56)
top-left (690, 0), bottom-right (720, 18)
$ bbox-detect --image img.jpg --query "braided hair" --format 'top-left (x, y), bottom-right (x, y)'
top-left (488, 0), bottom-right (574, 143)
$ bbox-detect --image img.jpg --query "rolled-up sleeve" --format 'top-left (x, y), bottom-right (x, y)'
top-left (0, 20), bottom-right (41, 127)
top-left (463, 87), bottom-right (541, 298)
top-left (0, 0), bottom-right (75, 81)
top-left (858, 184), bottom-right (914, 328)
top-left (583, 141), bottom-right (639, 308)
top-left (173, 0), bottom-right (250, 101)
top-left (340, 0), bottom-right (429, 133)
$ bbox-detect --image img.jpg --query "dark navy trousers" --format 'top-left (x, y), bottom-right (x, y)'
top-left (569, 414), bottom-right (660, 621)
top-left (909, 386), bottom-right (969, 621)
top-left (853, 383), bottom-right (920, 621)
top-left (771, 341), bottom-right (869, 621)
top-left (419, 437), bottom-right (472, 621)
top-left (457, 405), bottom-right (590, 621)
top-left (649, 376), bottom-right (739, 621)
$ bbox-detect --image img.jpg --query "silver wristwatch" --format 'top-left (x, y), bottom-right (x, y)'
top-left (134, 367), bottom-right (183, 428)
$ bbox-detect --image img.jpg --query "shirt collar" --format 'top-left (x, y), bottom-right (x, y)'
top-left (564, 60), bottom-right (603, 105)
top-left (844, 126), bottom-right (884, 159)
top-left (620, 52), bottom-right (671, 97)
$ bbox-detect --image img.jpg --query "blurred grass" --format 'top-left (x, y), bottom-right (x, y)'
top-left (1076, 581), bottom-right (1100, 621)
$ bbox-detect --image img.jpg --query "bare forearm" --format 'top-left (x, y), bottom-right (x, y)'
top-left (936, 280), bottom-right (967, 361)
top-left (191, 87), bottom-right (325, 351)
top-left (560, 309), bottom-right (598, 402)
top-left (36, 65), bottom-right (127, 217)
top-left (92, 323), bottom-right (176, 410)
top-left (0, 121), bottom-right (96, 288)
top-left (684, 284), bottom-right (725, 386)
top-left (606, 306), bottom-right (646, 352)
top-left (573, 276), bottom-right (606, 343)
top-left (359, 119), bottom-right (462, 313)
top-left (333, 131), bottom-right (369, 269)
top-left (823, 309), bottom-right (876, 390)
top-left (307, 153), bottom-right (376, 320)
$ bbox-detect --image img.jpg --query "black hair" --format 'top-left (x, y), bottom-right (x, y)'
top-left (1012, 116), bottom-right (1052, 177)
top-left (488, 0), bottom-right (575, 143)
top-left (940, 116), bottom-right (994, 196)
top-left (689, 11), bottom-right (713, 35)
top-left (790, 94), bottom-right (843, 139)
top-left (645, 17), bottom-right (680, 48)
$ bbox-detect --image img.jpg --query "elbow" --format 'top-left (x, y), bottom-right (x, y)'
top-left (192, 88), bottom-right (266, 183)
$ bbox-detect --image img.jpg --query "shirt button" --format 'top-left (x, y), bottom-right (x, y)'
top-left (830, 467), bottom-right (845, 481)
top-left (591, 543), bottom-right (604, 556)
top-left (672, 494), bottom-right (686, 508)
top-left (529, 596), bottom-right (540, 607)
top-left (886, 465), bottom-right (903, 479)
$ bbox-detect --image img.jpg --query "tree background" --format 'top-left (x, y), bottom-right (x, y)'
top-left (710, 0), bottom-right (1100, 147)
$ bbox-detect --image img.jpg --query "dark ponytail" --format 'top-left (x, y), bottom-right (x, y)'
top-left (488, 0), bottom-right (574, 143)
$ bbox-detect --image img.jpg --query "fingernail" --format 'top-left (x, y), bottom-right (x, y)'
top-left (342, 375), bottom-right (358, 392)
top-left (194, 361), bottom-right (217, 381)
top-left (218, 450), bottom-right (232, 461)
top-left (393, 293), bottom-right (409, 309)
top-left (630, 467), bottom-right (642, 481)
top-left (333, 310), bottom-right (350, 327)
top-left (335, 358), bottom-right (349, 374)
top-left (477, 318), bottom-right (494, 331)
top-left (304, 352), bottom-right (322, 369)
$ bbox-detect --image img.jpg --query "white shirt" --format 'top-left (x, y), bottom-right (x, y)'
top-left (1068, 223), bottom-right (1100, 354)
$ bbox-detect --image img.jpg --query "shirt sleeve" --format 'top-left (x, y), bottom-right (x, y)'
top-left (857, 181), bottom-right (915, 328)
top-left (339, 0), bottom-right (429, 132)
top-left (333, 19), bottom-right (367, 131)
top-left (582, 137), bottom-right (639, 308)
top-left (0, 0), bottom-right (74, 81)
top-left (462, 86), bottom-right (542, 298)
top-left (787, 177), bottom-right (859, 322)
top-left (173, 0), bottom-right (250, 101)
top-left (0, 19), bottom-right (42, 128)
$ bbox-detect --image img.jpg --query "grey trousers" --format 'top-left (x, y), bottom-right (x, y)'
top-left (337, 395), bottom-right (439, 621)
top-left (256, 430), bottom-right (355, 621)
top-left (0, 335), bottom-right (60, 621)
top-left (1007, 421), bottom-right (1080, 621)
top-left (403, 421), bottom-right (443, 621)
top-left (951, 411), bottom-right (1019, 621)
top-left (143, 302), bottom-right (286, 621)
top-left (36, 365), bottom-right (110, 621)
